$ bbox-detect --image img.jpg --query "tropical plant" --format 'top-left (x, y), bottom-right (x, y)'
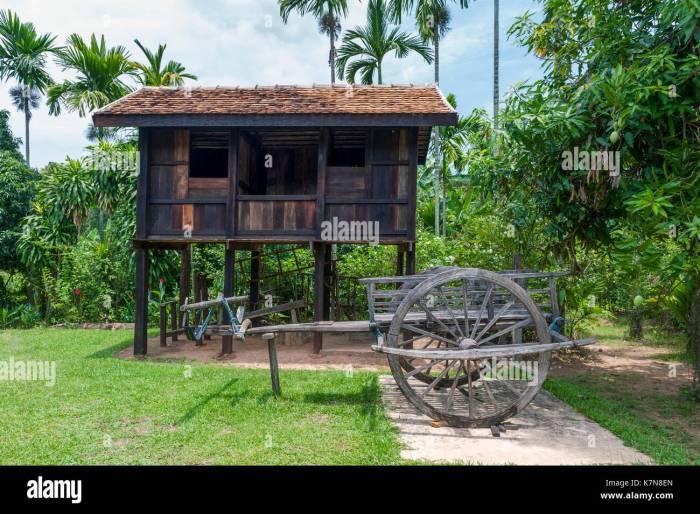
top-left (132, 39), bottom-right (197, 86)
top-left (0, 110), bottom-right (21, 156)
top-left (47, 34), bottom-right (135, 117)
top-left (495, 0), bottom-right (700, 391)
top-left (279, 0), bottom-right (349, 84)
top-left (388, 0), bottom-right (469, 235)
top-left (388, 0), bottom-right (468, 84)
top-left (336, 0), bottom-right (433, 84)
top-left (0, 9), bottom-right (57, 165)
top-left (493, 0), bottom-right (499, 126)
top-left (37, 158), bottom-right (94, 236)
top-left (0, 148), bottom-right (37, 282)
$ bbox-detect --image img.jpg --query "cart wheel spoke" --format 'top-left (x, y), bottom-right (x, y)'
top-left (470, 285), bottom-right (493, 339)
top-left (437, 287), bottom-right (465, 338)
top-left (475, 301), bottom-right (513, 342)
top-left (386, 268), bottom-right (551, 428)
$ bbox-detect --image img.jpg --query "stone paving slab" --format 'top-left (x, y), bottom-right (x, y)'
top-left (379, 375), bottom-right (653, 465)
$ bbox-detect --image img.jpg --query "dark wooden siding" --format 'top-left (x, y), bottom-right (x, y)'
top-left (147, 128), bottom-right (228, 237)
top-left (323, 128), bottom-right (414, 240)
top-left (140, 126), bottom-right (417, 243)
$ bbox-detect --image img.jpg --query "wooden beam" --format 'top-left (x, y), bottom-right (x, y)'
top-left (323, 244), bottom-right (332, 321)
top-left (136, 128), bottom-right (149, 239)
top-left (396, 245), bottom-right (406, 276)
top-left (313, 242), bottom-right (325, 354)
top-left (263, 333), bottom-right (281, 397)
top-left (407, 127), bottom-right (419, 243)
top-left (179, 246), bottom-right (191, 327)
top-left (228, 128), bottom-right (239, 238)
top-left (406, 243), bottom-right (416, 275)
top-left (316, 127), bottom-right (329, 237)
top-left (221, 246), bottom-right (235, 354)
top-left (134, 248), bottom-right (149, 356)
top-left (249, 248), bottom-right (261, 313)
top-left (93, 113), bottom-right (459, 128)
top-left (193, 272), bottom-right (203, 346)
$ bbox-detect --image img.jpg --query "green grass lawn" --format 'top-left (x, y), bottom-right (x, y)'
top-left (545, 320), bottom-right (699, 465)
top-left (0, 329), bottom-right (401, 465)
top-left (1, 323), bottom-right (696, 465)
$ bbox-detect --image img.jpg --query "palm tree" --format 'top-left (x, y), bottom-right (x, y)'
top-left (38, 158), bottom-right (94, 236)
top-left (9, 85), bottom-right (40, 164)
top-left (133, 39), bottom-right (197, 86)
top-left (388, 0), bottom-right (468, 84)
top-left (47, 34), bottom-right (135, 118)
top-left (388, 0), bottom-right (469, 235)
top-left (336, 0), bottom-right (433, 84)
top-left (493, 0), bottom-right (499, 127)
top-left (279, 0), bottom-right (349, 84)
top-left (0, 10), bottom-right (57, 166)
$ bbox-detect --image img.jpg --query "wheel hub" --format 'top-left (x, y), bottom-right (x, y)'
top-left (458, 337), bottom-right (478, 350)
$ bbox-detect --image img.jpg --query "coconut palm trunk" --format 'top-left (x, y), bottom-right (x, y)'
top-left (24, 95), bottom-right (30, 165)
top-left (493, 0), bottom-right (499, 127)
top-left (433, 21), bottom-right (441, 235)
top-left (330, 27), bottom-right (336, 84)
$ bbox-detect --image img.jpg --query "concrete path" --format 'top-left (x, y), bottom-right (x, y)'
top-left (379, 375), bottom-right (653, 465)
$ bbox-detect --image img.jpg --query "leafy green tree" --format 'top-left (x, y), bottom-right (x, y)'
top-left (336, 0), bottom-right (433, 84)
top-left (279, 0), bottom-right (349, 84)
top-left (0, 9), bottom-right (57, 165)
top-left (132, 39), bottom-right (197, 86)
top-left (0, 109), bottom-right (21, 157)
top-left (0, 150), bottom-right (37, 299)
top-left (489, 0), bottom-right (700, 390)
top-left (47, 34), bottom-right (135, 117)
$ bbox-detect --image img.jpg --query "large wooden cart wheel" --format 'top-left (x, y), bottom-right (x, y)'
top-left (386, 268), bottom-right (551, 428)
top-left (395, 266), bottom-right (479, 387)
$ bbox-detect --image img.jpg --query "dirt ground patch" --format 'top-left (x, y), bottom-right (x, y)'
top-left (550, 333), bottom-right (700, 452)
top-left (117, 331), bottom-right (388, 371)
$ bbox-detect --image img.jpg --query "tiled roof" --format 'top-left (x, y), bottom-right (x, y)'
top-left (93, 84), bottom-right (456, 119)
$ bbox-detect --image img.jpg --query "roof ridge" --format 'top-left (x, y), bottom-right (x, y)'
top-left (127, 84), bottom-right (440, 91)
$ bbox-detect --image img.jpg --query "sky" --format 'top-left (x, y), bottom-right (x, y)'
top-left (0, 0), bottom-right (543, 168)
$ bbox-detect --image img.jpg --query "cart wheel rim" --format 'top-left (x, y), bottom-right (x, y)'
top-left (386, 268), bottom-right (551, 428)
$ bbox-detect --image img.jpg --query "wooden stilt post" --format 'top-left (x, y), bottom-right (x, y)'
top-left (396, 245), bottom-right (406, 276)
top-left (250, 247), bottom-right (261, 313)
top-left (406, 242), bottom-right (416, 275)
top-left (159, 303), bottom-right (167, 347)
top-left (313, 242), bottom-right (325, 354)
top-left (134, 247), bottom-right (149, 356)
top-left (170, 302), bottom-right (178, 342)
top-left (194, 273), bottom-right (203, 346)
top-left (179, 245), bottom-right (191, 328)
top-left (263, 333), bottom-right (281, 397)
top-left (221, 245), bottom-right (235, 355)
top-left (201, 275), bottom-right (211, 341)
top-left (323, 244), bottom-right (332, 321)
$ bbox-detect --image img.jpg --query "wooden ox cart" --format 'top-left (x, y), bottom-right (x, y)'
top-left (181, 267), bottom-right (594, 429)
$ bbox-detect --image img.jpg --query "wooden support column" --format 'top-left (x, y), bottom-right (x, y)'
top-left (201, 275), bottom-right (211, 341)
top-left (263, 333), bottom-right (281, 397)
top-left (221, 245), bottom-right (235, 355)
top-left (323, 244), bottom-right (332, 321)
top-left (406, 243), bottom-right (416, 275)
top-left (313, 242), bottom-right (326, 354)
top-left (193, 272), bottom-right (203, 346)
top-left (396, 245), bottom-right (406, 276)
top-left (249, 248), bottom-right (261, 313)
top-left (179, 245), bottom-right (191, 327)
top-left (134, 247), bottom-right (149, 356)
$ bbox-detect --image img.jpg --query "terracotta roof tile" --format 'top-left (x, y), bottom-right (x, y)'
top-left (93, 84), bottom-right (455, 120)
